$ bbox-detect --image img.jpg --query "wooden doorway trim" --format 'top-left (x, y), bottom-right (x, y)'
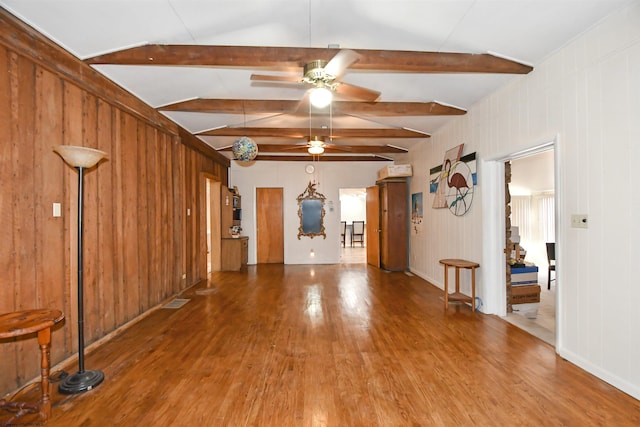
top-left (256, 187), bottom-right (284, 263)
top-left (201, 177), bottom-right (222, 273)
top-left (366, 185), bottom-right (381, 267)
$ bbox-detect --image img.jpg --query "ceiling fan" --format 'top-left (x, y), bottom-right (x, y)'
top-left (306, 136), bottom-right (328, 155)
top-left (282, 136), bottom-right (353, 155)
top-left (250, 49), bottom-right (381, 107)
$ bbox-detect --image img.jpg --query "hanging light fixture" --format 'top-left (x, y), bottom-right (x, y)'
top-left (309, 85), bottom-right (332, 108)
top-left (231, 102), bottom-right (258, 161)
top-left (232, 136), bottom-right (258, 161)
top-left (303, 59), bottom-right (333, 109)
top-left (307, 137), bottom-right (325, 155)
top-left (307, 103), bottom-right (325, 155)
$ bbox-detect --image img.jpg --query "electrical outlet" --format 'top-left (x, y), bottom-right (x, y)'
top-left (571, 214), bottom-right (588, 229)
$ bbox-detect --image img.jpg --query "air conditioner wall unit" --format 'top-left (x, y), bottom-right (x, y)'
top-left (377, 164), bottom-right (412, 181)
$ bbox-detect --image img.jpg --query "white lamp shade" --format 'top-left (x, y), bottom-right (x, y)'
top-left (53, 145), bottom-right (108, 168)
top-left (307, 137), bottom-right (325, 155)
top-left (308, 145), bottom-right (324, 155)
top-left (309, 87), bottom-right (332, 108)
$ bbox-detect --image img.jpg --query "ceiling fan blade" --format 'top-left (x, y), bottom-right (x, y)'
top-left (335, 82), bottom-right (381, 102)
top-left (325, 143), bottom-right (353, 152)
top-left (278, 143), bottom-right (352, 153)
top-left (324, 49), bottom-right (360, 78)
top-left (282, 144), bottom-right (309, 151)
top-left (250, 74), bottom-right (301, 83)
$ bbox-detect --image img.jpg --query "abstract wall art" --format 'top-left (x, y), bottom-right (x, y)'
top-left (411, 192), bottom-right (423, 233)
top-left (430, 144), bottom-right (477, 216)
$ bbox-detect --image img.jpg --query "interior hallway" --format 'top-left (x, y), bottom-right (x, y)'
top-left (340, 246), bottom-right (366, 264)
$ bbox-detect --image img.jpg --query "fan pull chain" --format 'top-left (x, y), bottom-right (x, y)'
top-left (330, 101), bottom-right (333, 144)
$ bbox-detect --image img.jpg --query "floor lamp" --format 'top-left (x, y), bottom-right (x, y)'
top-left (53, 145), bottom-right (108, 394)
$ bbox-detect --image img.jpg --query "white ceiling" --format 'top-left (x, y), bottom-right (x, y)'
top-left (510, 149), bottom-right (555, 195)
top-left (0, 0), bottom-right (631, 160)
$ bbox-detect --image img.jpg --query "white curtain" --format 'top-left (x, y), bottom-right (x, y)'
top-left (511, 192), bottom-right (555, 267)
top-left (538, 194), bottom-right (555, 243)
top-left (511, 196), bottom-right (532, 243)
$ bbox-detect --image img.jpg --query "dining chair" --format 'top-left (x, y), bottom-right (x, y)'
top-left (351, 221), bottom-right (365, 247)
top-left (546, 242), bottom-right (556, 289)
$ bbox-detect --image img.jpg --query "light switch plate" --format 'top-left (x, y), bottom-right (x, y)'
top-left (571, 214), bottom-right (588, 228)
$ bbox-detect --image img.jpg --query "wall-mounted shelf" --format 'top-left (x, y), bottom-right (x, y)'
top-left (232, 194), bottom-right (241, 227)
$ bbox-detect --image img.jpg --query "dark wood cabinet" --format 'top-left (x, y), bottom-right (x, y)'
top-left (379, 179), bottom-right (408, 271)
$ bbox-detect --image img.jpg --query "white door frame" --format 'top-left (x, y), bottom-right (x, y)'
top-left (481, 135), bottom-right (561, 348)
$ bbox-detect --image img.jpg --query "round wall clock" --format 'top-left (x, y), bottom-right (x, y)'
top-left (305, 164), bottom-right (315, 174)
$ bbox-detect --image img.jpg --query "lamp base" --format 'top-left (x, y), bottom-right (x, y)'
top-left (58, 369), bottom-right (104, 395)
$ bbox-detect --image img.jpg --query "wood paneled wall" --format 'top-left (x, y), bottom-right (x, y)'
top-left (0, 8), bottom-right (228, 395)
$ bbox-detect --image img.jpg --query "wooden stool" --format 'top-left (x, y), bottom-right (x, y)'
top-left (0, 309), bottom-right (64, 423)
top-left (439, 259), bottom-right (480, 313)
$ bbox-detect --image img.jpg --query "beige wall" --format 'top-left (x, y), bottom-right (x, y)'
top-left (404, 3), bottom-right (640, 399)
top-left (230, 160), bottom-right (388, 264)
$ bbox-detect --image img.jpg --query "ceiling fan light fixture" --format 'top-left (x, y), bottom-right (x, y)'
top-left (307, 137), bottom-right (325, 155)
top-left (308, 145), bottom-right (325, 155)
top-left (309, 86), bottom-right (332, 108)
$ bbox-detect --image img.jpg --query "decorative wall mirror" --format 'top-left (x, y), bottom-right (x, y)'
top-left (297, 181), bottom-right (326, 239)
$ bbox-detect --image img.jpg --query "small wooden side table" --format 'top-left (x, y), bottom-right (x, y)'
top-left (439, 259), bottom-right (480, 313)
top-left (0, 309), bottom-right (64, 423)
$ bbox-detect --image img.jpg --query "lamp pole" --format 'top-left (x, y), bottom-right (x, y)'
top-left (53, 145), bottom-right (107, 394)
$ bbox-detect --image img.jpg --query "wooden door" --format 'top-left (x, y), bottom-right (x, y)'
top-left (256, 188), bottom-right (284, 263)
top-left (366, 185), bottom-right (380, 267)
top-left (380, 181), bottom-right (408, 271)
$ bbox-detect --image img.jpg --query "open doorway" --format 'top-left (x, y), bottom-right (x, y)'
top-left (206, 179), bottom-right (212, 273)
top-left (339, 188), bottom-right (366, 263)
top-left (204, 178), bottom-right (222, 273)
top-left (504, 149), bottom-right (556, 345)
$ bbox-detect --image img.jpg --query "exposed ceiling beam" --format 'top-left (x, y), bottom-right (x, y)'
top-left (248, 154), bottom-right (391, 162)
top-left (85, 45), bottom-right (533, 74)
top-left (219, 144), bottom-right (408, 154)
top-left (198, 127), bottom-right (428, 138)
top-left (159, 99), bottom-right (466, 116)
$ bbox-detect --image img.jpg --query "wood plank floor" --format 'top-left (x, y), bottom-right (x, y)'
top-left (4, 264), bottom-right (638, 426)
